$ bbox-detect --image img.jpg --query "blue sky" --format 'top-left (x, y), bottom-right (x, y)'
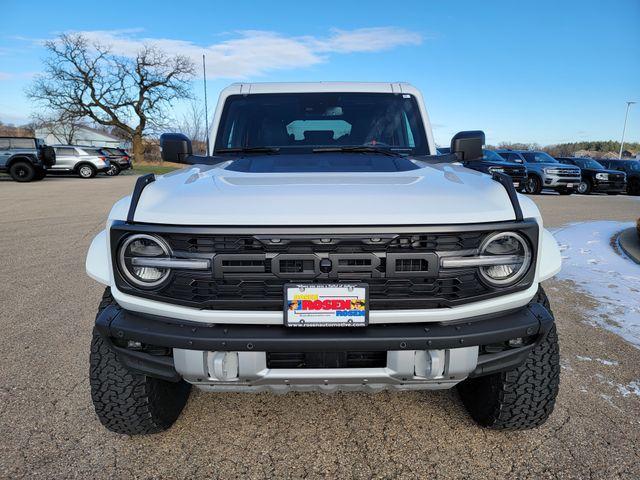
top-left (1, 0), bottom-right (639, 146)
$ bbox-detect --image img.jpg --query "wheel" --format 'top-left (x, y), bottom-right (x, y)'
top-left (78, 164), bottom-right (97, 179)
top-left (8, 161), bottom-right (35, 182)
top-left (523, 175), bottom-right (542, 194)
top-left (90, 288), bottom-right (191, 435)
top-left (576, 180), bottom-right (591, 195)
top-left (628, 179), bottom-right (640, 196)
top-left (105, 164), bottom-right (121, 176)
top-left (457, 287), bottom-right (560, 430)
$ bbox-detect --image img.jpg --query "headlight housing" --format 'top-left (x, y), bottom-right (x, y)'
top-left (595, 172), bottom-right (609, 180)
top-left (544, 168), bottom-right (562, 174)
top-left (488, 166), bottom-right (505, 173)
top-left (117, 234), bottom-right (171, 288)
top-left (478, 232), bottom-right (532, 287)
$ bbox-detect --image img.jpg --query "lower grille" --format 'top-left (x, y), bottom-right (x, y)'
top-left (266, 351), bottom-right (387, 369)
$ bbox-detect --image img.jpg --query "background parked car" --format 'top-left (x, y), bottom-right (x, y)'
top-left (49, 145), bottom-right (110, 179)
top-left (100, 147), bottom-right (132, 176)
top-left (495, 150), bottom-right (581, 195)
top-left (439, 147), bottom-right (527, 188)
top-left (556, 157), bottom-right (626, 195)
top-left (597, 159), bottom-right (640, 196)
top-left (0, 136), bottom-right (56, 182)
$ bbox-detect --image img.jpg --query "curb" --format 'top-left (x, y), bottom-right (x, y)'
top-left (618, 227), bottom-right (640, 265)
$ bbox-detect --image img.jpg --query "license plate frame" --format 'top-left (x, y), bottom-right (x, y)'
top-left (284, 283), bottom-right (369, 327)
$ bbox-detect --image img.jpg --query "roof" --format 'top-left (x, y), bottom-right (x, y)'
top-left (222, 82), bottom-right (419, 95)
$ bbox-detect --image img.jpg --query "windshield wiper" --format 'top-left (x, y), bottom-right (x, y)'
top-left (312, 146), bottom-right (404, 157)
top-left (215, 146), bottom-right (280, 154)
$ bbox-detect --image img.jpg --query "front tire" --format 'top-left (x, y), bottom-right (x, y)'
top-left (90, 289), bottom-right (191, 435)
top-left (457, 288), bottom-right (560, 430)
top-left (523, 175), bottom-right (542, 194)
top-left (577, 180), bottom-right (591, 195)
top-left (9, 161), bottom-right (35, 182)
top-left (628, 179), bottom-right (640, 196)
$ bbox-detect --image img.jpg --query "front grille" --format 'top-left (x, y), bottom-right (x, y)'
top-left (502, 167), bottom-right (527, 178)
top-left (555, 168), bottom-right (581, 177)
top-left (266, 351), bottom-right (387, 369)
top-left (111, 222), bottom-right (539, 311)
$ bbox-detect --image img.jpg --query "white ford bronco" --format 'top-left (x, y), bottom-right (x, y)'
top-left (86, 82), bottom-right (562, 435)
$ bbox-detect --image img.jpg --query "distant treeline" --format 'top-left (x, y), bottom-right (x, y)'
top-left (488, 141), bottom-right (639, 157)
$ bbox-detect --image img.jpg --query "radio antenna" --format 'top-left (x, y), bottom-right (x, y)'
top-left (202, 54), bottom-right (210, 155)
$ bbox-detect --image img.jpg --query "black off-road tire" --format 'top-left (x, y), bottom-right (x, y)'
top-left (457, 287), bottom-right (560, 430)
top-left (9, 161), bottom-right (35, 182)
top-left (90, 288), bottom-right (191, 435)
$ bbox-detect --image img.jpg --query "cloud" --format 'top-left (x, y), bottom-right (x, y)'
top-left (70, 27), bottom-right (422, 79)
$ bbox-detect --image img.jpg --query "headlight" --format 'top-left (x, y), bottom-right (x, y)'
top-left (118, 234), bottom-right (171, 288)
top-left (488, 166), bottom-right (505, 173)
top-left (595, 173), bottom-right (609, 180)
top-left (478, 232), bottom-right (532, 287)
top-left (544, 168), bottom-right (562, 174)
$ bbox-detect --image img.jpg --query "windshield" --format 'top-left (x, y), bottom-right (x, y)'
top-left (521, 152), bottom-right (558, 164)
top-left (573, 158), bottom-right (604, 169)
top-left (627, 161), bottom-right (640, 172)
top-left (482, 149), bottom-right (506, 162)
top-left (214, 93), bottom-right (429, 155)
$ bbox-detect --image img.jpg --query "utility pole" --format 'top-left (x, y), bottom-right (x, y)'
top-left (618, 101), bottom-right (636, 159)
top-left (202, 54), bottom-right (210, 155)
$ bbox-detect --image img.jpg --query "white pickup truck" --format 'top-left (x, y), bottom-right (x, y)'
top-left (86, 82), bottom-right (562, 435)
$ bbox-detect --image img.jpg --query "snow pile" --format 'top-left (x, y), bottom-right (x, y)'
top-left (552, 221), bottom-right (640, 348)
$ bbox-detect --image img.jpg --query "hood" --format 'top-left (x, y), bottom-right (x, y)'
top-left (130, 154), bottom-right (521, 225)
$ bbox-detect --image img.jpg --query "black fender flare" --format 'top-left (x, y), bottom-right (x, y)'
top-left (7, 154), bottom-right (39, 169)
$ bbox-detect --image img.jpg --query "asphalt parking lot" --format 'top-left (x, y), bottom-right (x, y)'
top-left (1, 174), bottom-right (639, 479)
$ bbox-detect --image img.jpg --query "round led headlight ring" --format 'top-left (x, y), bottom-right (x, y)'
top-left (478, 231), bottom-right (532, 287)
top-left (118, 234), bottom-right (171, 288)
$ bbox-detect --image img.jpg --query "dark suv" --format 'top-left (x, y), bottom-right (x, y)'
top-left (439, 147), bottom-right (527, 188)
top-left (597, 159), bottom-right (640, 196)
top-left (0, 137), bottom-right (56, 182)
top-left (496, 150), bottom-right (581, 195)
top-left (101, 147), bottom-right (132, 176)
top-left (556, 157), bottom-right (626, 195)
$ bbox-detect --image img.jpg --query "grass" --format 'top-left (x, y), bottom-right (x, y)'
top-left (128, 161), bottom-right (184, 175)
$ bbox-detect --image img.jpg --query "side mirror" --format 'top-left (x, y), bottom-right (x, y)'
top-left (160, 133), bottom-right (192, 163)
top-left (450, 130), bottom-right (485, 161)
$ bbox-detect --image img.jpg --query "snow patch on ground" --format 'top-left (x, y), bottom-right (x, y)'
top-left (596, 374), bottom-right (640, 399)
top-left (575, 355), bottom-right (619, 366)
top-left (552, 221), bottom-right (640, 348)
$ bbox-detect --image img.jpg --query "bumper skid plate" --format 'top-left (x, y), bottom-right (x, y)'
top-left (96, 302), bottom-right (554, 388)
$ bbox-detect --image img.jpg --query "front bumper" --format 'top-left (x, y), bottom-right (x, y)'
top-left (543, 174), bottom-right (581, 189)
top-left (591, 180), bottom-right (627, 193)
top-left (95, 301), bottom-right (554, 391)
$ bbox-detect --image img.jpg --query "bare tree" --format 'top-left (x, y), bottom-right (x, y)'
top-left (31, 109), bottom-right (83, 144)
top-left (27, 33), bottom-right (195, 161)
top-left (177, 99), bottom-right (212, 154)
